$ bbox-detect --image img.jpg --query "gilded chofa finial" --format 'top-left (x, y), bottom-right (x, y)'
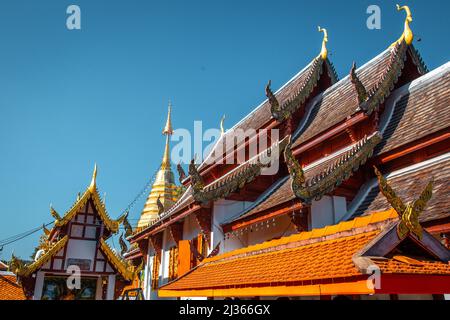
top-left (163, 101), bottom-right (173, 135)
top-left (89, 163), bottom-right (97, 192)
top-left (220, 115), bottom-right (226, 135)
top-left (391, 4), bottom-right (414, 47)
top-left (318, 26), bottom-right (328, 60)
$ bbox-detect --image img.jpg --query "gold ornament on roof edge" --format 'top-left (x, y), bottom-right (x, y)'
top-left (318, 26), bottom-right (328, 60)
top-left (391, 4), bottom-right (414, 47)
top-left (374, 166), bottom-right (433, 240)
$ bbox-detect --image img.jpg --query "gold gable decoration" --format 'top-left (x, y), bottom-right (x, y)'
top-left (11, 235), bottom-right (69, 277)
top-left (52, 165), bottom-right (125, 234)
top-left (99, 238), bottom-right (139, 282)
top-left (374, 166), bottom-right (433, 240)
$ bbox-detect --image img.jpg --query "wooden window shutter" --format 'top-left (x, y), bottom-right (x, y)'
top-left (178, 240), bottom-right (191, 277)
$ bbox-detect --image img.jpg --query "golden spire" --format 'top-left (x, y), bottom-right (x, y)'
top-left (89, 163), bottom-right (97, 192)
top-left (220, 115), bottom-right (226, 135)
top-left (391, 4), bottom-right (414, 47)
top-left (161, 102), bottom-right (173, 170)
top-left (318, 26), bottom-right (328, 60)
top-left (163, 101), bottom-right (173, 135)
top-left (137, 102), bottom-right (178, 228)
top-left (161, 135), bottom-right (171, 170)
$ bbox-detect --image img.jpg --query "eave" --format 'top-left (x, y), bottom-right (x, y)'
top-left (159, 279), bottom-right (373, 298)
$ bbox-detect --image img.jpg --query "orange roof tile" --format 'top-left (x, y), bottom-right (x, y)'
top-left (376, 259), bottom-right (450, 275)
top-left (162, 231), bottom-right (379, 292)
top-left (206, 209), bottom-right (398, 264)
top-left (0, 274), bottom-right (26, 300)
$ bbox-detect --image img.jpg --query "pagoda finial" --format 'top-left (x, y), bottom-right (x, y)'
top-left (391, 4), bottom-right (414, 47)
top-left (318, 26), bottom-right (328, 60)
top-left (163, 101), bottom-right (173, 135)
top-left (220, 115), bottom-right (226, 135)
top-left (161, 103), bottom-right (173, 170)
top-left (89, 163), bottom-right (97, 192)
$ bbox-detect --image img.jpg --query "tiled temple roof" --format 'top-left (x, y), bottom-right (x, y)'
top-left (292, 43), bottom-right (427, 148)
top-left (375, 62), bottom-right (450, 155)
top-left (159, 209), bottom-right (450, 297)
top-left (192, 137), bottom-right (290, 203)
top-left (198, 56), bottom-right (337, 172)
top-left (225, 133), bottom-right (382, 224)
top-left (287, 132), bottom-right (382, 204)
top-left (350, 153), bottom-right (450, 222)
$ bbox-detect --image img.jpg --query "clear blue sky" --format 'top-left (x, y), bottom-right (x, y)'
top-left (0, 0), bottom-right (448, 259)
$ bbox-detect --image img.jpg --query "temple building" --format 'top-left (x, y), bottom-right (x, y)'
top-left (128, 5), bottom-right (450, 300)
top-left (10, 166), bottom-right (141, 300)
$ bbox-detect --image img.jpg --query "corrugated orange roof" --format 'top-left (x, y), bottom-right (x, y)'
top-left (0, 274), bottom-right (26, 300)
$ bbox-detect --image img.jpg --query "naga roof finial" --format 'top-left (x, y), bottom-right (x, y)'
top-left (89, 163), bottom-right (97, 192)
top-left (391, 4), bottom-right (414, 47)
top-left (318, 26), bottom-right (328, 60)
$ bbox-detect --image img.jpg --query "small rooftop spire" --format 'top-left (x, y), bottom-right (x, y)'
top-left (163, 101), bottom-right (173, 135)
top-left (89, 163), bottom-right (97, 192)
top-left (220, 115), bottom-right (226, 135)
top-left (161, 103), bottom-right (173, 169)
top-left (318, 26), bottom-right (328, 60)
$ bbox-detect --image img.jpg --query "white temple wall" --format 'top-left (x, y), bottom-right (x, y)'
top-left (212, 199), bottom-right (253, 254)
top-left (143, 244), bottom-right (152, 300)
top-left (246, 214), bottom-right (296, 246)
top-left (310, 196), bottom-right (347, 230)
top-left (160, 229), bottom-right (175, 287)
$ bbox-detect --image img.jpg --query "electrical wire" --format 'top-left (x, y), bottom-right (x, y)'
top-left (0, 164), bottom-right (162, 251)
